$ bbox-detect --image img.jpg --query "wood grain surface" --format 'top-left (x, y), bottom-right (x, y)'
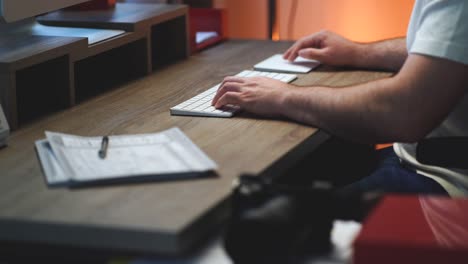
top-left (0, 40), bottom-right (391, 255)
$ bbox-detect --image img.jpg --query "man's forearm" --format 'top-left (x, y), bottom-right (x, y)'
top-left (280, 78), bottom-right (404, 144)
top-left (279, 53), bottom-right (468, 144)
top-left (353, 38), bottom-right (408, 72)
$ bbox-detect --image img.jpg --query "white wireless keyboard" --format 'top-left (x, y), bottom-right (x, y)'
top-left (170, 70), bottom-right (297, 117)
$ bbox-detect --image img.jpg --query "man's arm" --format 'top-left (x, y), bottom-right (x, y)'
top-left (283, 31), bottom-right (407, 72)
top-left (213, 54), bottom-right (468, 144)
top-left (353, 38), bottom-right (407, 71)
top-left (280, 54), bottom-right (468, 143)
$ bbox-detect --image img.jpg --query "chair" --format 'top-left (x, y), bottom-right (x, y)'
top-left (416, 137), bottom-right (468, 169)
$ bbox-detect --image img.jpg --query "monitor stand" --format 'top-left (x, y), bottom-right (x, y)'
top-left (0, 17), bottom-right (124, 45)
top-left (0, 18), bottom-right (36, 34)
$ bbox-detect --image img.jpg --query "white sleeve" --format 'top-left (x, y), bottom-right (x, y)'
top-left (410, 0), bottom-right (468, 65)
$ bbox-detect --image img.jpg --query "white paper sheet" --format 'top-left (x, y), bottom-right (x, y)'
top-left (36, 127), bottom-right (217, 186)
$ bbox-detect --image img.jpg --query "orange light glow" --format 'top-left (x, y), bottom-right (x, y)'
top-left (223, 0), bottom-right (415, 42)
top-left (272, 30), bottom-right (280, 41)
top-left (272, 18), bottom-right (280, 41)
top-left (278, 0), bottom-right (414, 42)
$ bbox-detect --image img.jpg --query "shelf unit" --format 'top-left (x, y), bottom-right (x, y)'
top-left (0, 2), bottom-right (188, 129)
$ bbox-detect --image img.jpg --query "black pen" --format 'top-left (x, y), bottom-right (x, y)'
top-left (98, 136), bottom-right (109, 159)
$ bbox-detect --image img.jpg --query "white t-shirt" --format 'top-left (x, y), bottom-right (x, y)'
top-left (394, 0), bottom-right (468, 196)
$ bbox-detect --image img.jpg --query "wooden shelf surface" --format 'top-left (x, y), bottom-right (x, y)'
top-left (38, 3), bottom-right (188, 32)
top-left (0, 34), bottom-right (86, 71)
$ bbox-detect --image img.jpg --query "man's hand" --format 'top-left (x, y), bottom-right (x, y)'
top-left (283, 30), bottom-right (360, 67)
top-left (283, 30), bottom-right (407, 71)
top-left (211, 76), bottom-right (295, 117)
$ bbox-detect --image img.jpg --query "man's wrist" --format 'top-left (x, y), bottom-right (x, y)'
top-left (279, 86), bottom-right (316, 125)
top-left (276, 87), bottom-right (296, 119)
top-left (351, 43), bottom-right (369, 68)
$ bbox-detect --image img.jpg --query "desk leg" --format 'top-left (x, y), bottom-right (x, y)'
top-left (184, 13), bottom-right (190, 57)
top-left (145, 32), bottom-right (153, 74)
top-left (69, 60), bottom-right (76, 106)
top-left (0, 73), bottom-right (18, 130)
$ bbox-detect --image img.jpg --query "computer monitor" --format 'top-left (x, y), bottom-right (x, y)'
top-left (0, 0), bottom-right (88, 23)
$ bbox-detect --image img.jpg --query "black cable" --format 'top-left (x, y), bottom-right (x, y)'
top-left (268, 0), bottom-right (277, 40)
top-left (288, 0), bottom-right (298, 40)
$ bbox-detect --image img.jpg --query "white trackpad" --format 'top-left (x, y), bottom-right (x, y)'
top-left (254, 54), bottom-right (321, 73)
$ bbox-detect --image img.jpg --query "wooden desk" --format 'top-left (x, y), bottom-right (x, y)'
top-left (0, 40), bottom-right (390, 258)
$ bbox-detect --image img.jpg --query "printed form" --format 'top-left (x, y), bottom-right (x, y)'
top-left (35, 127), bottom-right (217, 186)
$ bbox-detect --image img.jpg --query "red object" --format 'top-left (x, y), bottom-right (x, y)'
top-left (353, 195), bottom-right (468, 264)
top-left (67, 0), bottom-right (116, 11)
top-left (189, 8), bottom-right (227, 53)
